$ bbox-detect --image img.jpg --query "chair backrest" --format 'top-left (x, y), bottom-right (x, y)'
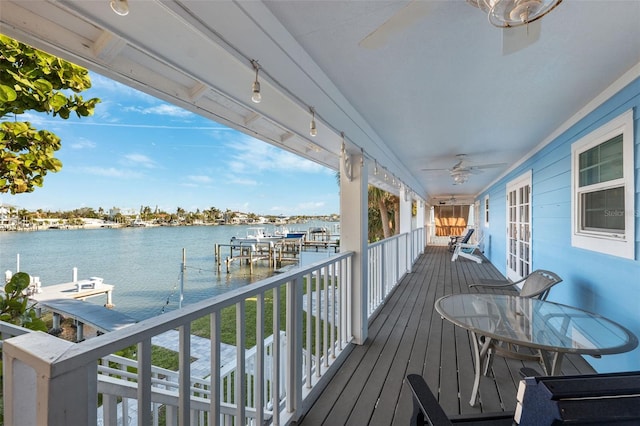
top-left (459, 228), bottom-right (474, 244)
top-left (519, 269), bottom-right (562, 300)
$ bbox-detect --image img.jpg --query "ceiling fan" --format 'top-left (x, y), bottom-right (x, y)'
top-left (439, 195), bottom-right (457, 205)
top-left (422, 154), bottom-right (506, 185)
top-left (358, 0), bottom-right (562, 54)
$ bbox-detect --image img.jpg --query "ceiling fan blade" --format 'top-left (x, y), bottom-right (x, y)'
top-left (359, 0), bottom-right (430, 49)
top-left (502, 20), bottom-right (541, 55)
top-left (468, 162), bottom-right (507, 170)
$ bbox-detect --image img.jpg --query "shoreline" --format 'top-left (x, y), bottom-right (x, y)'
top-left (2, 217), bottom-right (337, 233)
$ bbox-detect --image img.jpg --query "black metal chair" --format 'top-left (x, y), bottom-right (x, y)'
top-left (408, 371), bottom-right (640, 426)
top-left (407, 374), bottom-right (513, 425)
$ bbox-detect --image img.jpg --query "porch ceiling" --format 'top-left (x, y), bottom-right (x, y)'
top-left (1, 1), bottom-right (639, 203)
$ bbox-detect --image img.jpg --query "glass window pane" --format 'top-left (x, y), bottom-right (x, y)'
top-left (579, 134), bottom-right (623, 187)
top-left (581, 187), bottom-right (625, 232)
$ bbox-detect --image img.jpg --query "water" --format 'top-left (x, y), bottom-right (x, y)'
top-left (0, 223), bottom-right (337, 321)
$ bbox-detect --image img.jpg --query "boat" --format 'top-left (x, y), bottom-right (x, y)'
top-left (275, 226), bottom-right (306, 240)
top-left (130, 216), bottom-right (147, 227)
top-left (230, 227), bottom-right (283, 247)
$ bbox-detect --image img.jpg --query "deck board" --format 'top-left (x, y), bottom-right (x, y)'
top-left (296, 245), bottom-right (596, 425)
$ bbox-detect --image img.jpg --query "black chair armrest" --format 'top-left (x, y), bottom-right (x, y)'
top-left (407, 374), bottom-right (452, 426)
top-left (407, 374), bottom-right (514, 425)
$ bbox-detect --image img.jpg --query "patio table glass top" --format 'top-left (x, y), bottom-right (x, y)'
top-left (435, 294), bottom-right (638, 356)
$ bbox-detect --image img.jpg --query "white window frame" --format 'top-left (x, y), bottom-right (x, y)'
top-left (484, 195), bottom-right (490, 227)
top-left (571, 108), bottom-right (635, 259)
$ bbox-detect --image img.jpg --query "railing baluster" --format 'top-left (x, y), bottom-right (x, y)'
top-left (286, 277), bottom-right (303, 418)
top-left (179, 323), bottom-right (191, 425)
top-left (322, 265), bottom-right (329, 368)
top-left (236, 300), bottom-right (246, 423)
top-left (137, 337), bottom-right (152, 426)
top-left (255, 292), bottom-right (264, 425)
top-left (102, 394), bottom-right (117, 426)
top-left (305, 272), bottom-right (312, 387)
top-left (210, 310), bottom-right (221, 426)
top-left (315, 268), bottom-right (321, 377)
top-left (272, 285), bottom-right (281, 426)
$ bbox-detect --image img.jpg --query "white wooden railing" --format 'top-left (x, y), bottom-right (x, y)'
top-left (96, 331), bottom-right (290, 425)
top-left (2, 228), bottom-right (426, 425)
top-left (367, 229), bottom-right (425, 317)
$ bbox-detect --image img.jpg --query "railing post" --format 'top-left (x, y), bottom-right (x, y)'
top-left (286, 277), bottom-right (303, 419)
top-left (3, 332), bottom-right (97, 426)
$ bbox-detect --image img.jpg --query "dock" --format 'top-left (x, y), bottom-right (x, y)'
top-left (40, 298), bottom-right (136, 341)
top-left (27, 276), bottom-right (135, 341)
top-left (30, 278), bottom-right (115, 307)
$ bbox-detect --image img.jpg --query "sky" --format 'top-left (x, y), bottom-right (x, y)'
top-left (4, 73), bottom-right (339, 216)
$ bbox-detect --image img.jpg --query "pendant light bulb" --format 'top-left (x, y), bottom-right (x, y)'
top-left (110, 0), bottom-right (129, 16)
top-left (309, 107), bottom-right (317, 137)
top-left (310, 119), bottom-right (317, 137)
top-left (251, 80), bottom-right (261, 104)
top-left (250, 60), bottom-right (262, 104)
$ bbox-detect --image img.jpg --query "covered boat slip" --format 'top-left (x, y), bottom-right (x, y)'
top-left (297, 246), bottom-right (595, 425)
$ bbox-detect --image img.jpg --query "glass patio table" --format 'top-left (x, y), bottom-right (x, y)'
top-left (435, 293), bottom-right (638, 406)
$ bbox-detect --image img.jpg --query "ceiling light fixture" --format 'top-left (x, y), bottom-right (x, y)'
top-left (250, 60), bottom-right (261, 104)
top-left (452, 171), bottom-right (469, 184)
top-left (468, 0), bottom-right (562, 27)
top-left (309, 107), bottom-right (317, 137)
top-left (110, 0), bottom-right (129, 16)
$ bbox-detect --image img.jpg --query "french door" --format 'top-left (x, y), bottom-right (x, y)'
top-left (506, 171), bottom-right (532, 281)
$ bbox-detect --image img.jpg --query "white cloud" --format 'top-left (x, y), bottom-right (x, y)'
top-left (122, 153), bottom-right (157, 169)
top-left (79, 166), bottom-right (144, 179)
top-left (186, 175), bottom-right (213, 184)
top-left (14, 112), bottom-right (48, 127)
top-left (228, 177), bottom-right (258, 186)
top-left (143, 104), bottom-right (194, 117)
top-left (296, 201), bottom-right (326, 210)
top-left (69, 138), bottom-right (96, 149)
top-left (227, 137), bottom-right (325, 174)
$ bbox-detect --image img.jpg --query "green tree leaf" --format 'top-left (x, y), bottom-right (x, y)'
top-left (0, 84), bottom-right (17, 102)
top-left (0, 35), bottom-right (101, 193)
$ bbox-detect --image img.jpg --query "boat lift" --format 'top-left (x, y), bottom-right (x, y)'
top-left (214, 237), bottom-right (304, 273)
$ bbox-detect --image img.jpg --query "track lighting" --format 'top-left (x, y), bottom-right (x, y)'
top-left (250, 60), bottom-right (261, 104)
top-left (110, 0), bottom-right (129, 16)
top-left (309, 107), bottom-right (317, 137)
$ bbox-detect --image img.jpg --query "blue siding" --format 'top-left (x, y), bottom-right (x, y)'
top-left (478, 76), bottom-right (640, 373)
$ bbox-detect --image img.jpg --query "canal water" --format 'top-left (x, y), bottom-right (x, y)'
top-left (0, 223), bottom-right (337, 321)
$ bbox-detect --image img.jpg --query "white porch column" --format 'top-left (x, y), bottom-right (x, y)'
top-left (3, 332), bottom-right (97, 426)
top-left (417, 199), bottom-right (426, 254)
top-left (399, 185), bottom-right (413, 272)
top-left (339, 150), bottom-right (368, 345)
top-left (399, 185), bottom-right (412, 235)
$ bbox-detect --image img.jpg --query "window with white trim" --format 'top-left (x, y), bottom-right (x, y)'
top-left (571, 109), bottom-right (635, 259)
top-left (484, 195), bottom-right (490, 227)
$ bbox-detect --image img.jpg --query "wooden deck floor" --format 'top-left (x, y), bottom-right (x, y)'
top-left (296, 245), bottom-right (596, 425)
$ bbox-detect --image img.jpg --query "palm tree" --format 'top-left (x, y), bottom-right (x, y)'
top-left (369, 186), bottom-right (392, 239)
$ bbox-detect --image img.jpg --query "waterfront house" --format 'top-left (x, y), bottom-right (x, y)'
top-left (0, 204), bottom-right (17, 231)
top-left (1, 1), bottom-right (639, 424)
